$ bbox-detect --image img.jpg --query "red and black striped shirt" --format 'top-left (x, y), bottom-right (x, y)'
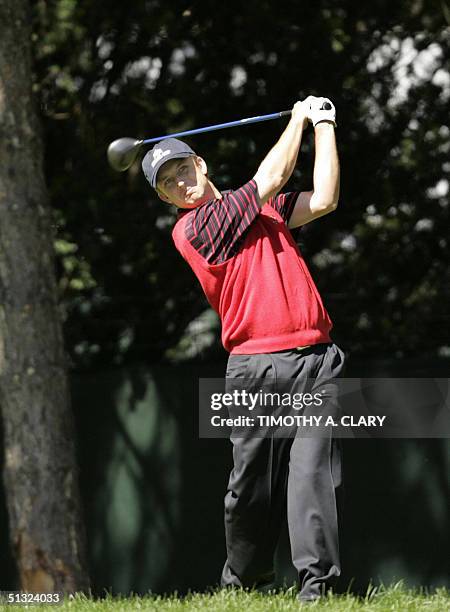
top-left (178, 180), bottom-right (299, 264)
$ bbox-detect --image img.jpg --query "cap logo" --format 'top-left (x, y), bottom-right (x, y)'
top-left (151, 148), bottom-right (171, 168)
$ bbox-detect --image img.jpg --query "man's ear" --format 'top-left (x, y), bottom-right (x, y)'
top-left (156, 189), bottom-right (172, 204)
top-left (195, 156), bottom-right (208, 176)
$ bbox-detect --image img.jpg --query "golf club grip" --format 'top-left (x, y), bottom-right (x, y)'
top-left (280, 101), bottom-right (332, 119)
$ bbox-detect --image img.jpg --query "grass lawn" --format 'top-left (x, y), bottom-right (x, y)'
top-left (10, 582), bottom-right (447, 612)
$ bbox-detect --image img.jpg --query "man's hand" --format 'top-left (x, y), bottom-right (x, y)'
top-left (308, 96), bottom-right (337, 128)
top-left (291, 99), bottom-right (311, 130)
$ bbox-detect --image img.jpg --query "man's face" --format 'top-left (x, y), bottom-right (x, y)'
top-left (156, 156), bottom-right (210, 208)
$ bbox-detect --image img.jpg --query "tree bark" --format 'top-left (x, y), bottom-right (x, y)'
top-left (0, 0), bottom-right (90, 593)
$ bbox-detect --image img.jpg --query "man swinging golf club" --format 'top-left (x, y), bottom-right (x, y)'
top-left (142, 96), bottom-right (345, 602)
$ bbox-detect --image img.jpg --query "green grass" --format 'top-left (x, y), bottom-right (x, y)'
top-left (2, 583), bottom-right (448, 612)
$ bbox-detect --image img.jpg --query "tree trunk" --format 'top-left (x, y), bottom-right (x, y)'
top-left (0, 0), bottom-right (90, 593)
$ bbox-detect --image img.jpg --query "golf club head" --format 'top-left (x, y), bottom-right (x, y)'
top-left (107, 137), bottom-right (144, 172)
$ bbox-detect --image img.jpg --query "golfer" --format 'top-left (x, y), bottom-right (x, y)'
top-left (142, 96), bottom-right (345, 602)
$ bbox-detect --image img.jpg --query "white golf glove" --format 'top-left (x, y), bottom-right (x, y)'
top-left (308, 96), bottom-right (337, 127)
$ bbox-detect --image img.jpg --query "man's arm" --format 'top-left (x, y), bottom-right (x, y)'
top-left (288, 122), bottom-right (340, 229)
top-left (253, 100), bottom-right (309, 205)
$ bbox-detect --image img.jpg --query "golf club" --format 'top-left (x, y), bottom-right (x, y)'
top-left (107, 103), bottom-right (332, 172)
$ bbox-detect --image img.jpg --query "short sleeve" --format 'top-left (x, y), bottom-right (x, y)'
top-left (186, 179), bottom-right (261, 264)
top-left (267, 191), bottom-right (300, 224)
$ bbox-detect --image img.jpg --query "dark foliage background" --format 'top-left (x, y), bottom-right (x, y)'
top-left (31, 0), bottom-right (449, 368)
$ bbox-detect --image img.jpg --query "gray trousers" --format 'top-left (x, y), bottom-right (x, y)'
top-left (220, 343), bottom-right (346, 600)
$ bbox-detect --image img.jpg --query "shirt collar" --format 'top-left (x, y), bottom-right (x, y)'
top-left (176, 189), bottom-right (231, 217)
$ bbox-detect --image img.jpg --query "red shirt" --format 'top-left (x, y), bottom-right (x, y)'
top-left (172, 179), bottom-right (332, 354)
